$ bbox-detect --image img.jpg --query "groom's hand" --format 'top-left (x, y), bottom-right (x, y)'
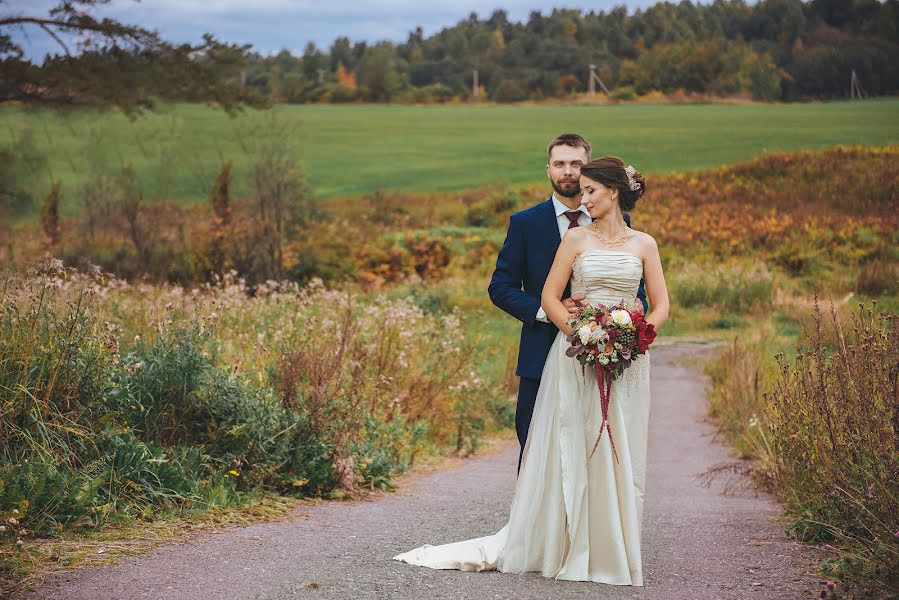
top-left (562, 294), bottom-right (585, 315)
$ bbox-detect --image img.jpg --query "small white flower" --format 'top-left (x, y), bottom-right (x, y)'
top-left (589, 327), bottom-right (608, 344)
top-left (610, 309), bottom-right (632, 326)
top-left (578, 325), bottom-right (592, 345)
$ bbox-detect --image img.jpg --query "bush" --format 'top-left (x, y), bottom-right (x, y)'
top-left (768, 305), bottom-right (898, 592)
top-left (856, 259), bottom-right (899, 296)
top-left (611, 86), bottom-right (637, 101)
top-left (465, 189), bottom-right (521, 228)
top-left (671, 264), bottom-right (774, 312)
top-left (707, 304), bottom-right (899, 594)
top-left (490, 79), bottom-right (527, 103)
top-left (0, 265), bottom-right (505, 557)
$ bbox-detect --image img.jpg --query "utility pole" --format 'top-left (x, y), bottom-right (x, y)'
top-left (850, 69), bottom-right (867, 99)
top-left (472, 69), bottom-right (479, 98)
top-left (588, 64), bottom-right (610, 98)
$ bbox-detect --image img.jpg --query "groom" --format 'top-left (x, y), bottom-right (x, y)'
top-left (488, 133), bottom-right (648, 474)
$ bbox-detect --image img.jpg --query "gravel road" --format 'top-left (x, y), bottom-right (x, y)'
top-left (28, 343), bottom-right (826, 600)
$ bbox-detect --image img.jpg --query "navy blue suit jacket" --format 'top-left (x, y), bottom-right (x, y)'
top-left (488, 198), bottom-right (648, 380)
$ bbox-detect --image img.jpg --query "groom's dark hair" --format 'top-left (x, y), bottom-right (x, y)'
top-left (546, 134), bottom-right (591, 161)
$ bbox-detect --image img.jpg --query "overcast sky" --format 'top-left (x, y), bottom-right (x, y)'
top-left (6, 0), bottom-right (712, 61)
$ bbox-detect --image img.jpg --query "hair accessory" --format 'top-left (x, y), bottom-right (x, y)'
top-left (623, 165), bottom-right (640, 191)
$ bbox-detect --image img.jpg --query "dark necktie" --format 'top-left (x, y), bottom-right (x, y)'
top-left (564, 211), bottom-right (581, 230)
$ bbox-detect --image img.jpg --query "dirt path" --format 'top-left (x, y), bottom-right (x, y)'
top-left (28, 343), bottom-right (826, 600)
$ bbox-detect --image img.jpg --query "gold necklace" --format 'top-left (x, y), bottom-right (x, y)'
top-left (587, 220), bottom-right (630, 248)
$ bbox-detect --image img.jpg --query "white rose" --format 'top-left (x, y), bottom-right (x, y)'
top-left (610, 309), bottom-right (632, 327)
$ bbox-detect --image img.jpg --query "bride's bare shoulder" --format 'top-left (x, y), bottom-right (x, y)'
top-left (628, 229), bottom-right (659, 252)
top-left (562, 226), bottom-right (590, 245)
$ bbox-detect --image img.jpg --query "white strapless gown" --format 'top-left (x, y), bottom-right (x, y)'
top-left (393, 250), bottom-right (651, 585)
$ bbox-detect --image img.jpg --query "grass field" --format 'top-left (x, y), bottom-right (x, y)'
top-left (2, 99), bottom-right (898, 218)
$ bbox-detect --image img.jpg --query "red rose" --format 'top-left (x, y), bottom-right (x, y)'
top-left (637, 324), bottom-right (656, 353)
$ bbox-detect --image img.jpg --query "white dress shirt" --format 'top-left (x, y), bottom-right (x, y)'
top-left (536, 195), bottom-right (591, 322)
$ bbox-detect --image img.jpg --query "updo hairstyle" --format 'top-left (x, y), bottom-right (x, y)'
top-left (579, 156), bottom-right (646, 212)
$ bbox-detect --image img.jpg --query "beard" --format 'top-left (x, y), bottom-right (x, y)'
top-left (551, 177), bottom-right (580, 198)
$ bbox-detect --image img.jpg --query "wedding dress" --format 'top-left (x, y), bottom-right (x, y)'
top-left (393, 250), bottom-right (651, 585)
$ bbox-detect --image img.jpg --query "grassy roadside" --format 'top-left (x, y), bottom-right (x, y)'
top-left (0, 431), bottom-right (519, 598)
top-left (703, 305), bottom-right (898, 597)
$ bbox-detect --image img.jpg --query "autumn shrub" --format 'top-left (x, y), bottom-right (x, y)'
top-left (611, 86), bottom-right (637, 101)
top-left (856, 259), bottom-right (899, 296)
top-left (671, 262), bottom-right (774, 313)
top-left (464, 188), bottom-right (522, 228)
top-left (0, 259), bottom-right (505, 555)
top-left (770, 305), bottom-right (898, 592)
top-left (706, 304), bottom-right (899, 593)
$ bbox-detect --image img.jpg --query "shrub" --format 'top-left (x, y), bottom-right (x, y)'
top-left (707, 303), bottom-right (899, 593)
top-left (490, 80), bottom-right (527, 103)
top-left (611, 86), bottom-right (637, 101)
top-left (671, 264), bottom-right (774, 312)
top-left (768, 305), bottom-right (898, 592)
top-left (856, 259), bottom-right (899, 296)
top-left (464, 188), bottom-right (521, 228)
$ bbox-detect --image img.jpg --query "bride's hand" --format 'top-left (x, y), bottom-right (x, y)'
top-left (562, 294), bottom-right (585, 315)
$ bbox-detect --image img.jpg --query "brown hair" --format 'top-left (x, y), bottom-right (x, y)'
top-left (546, 133), bottom-right (591, 161)
top-left (580, 156), bottom-right (646, 212)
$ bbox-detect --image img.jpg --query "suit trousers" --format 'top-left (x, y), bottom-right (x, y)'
top-left (515, 376), bottom-right (541, 475)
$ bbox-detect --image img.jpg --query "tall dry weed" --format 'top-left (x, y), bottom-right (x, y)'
top-left (767, 303), bottom-right (898, 591)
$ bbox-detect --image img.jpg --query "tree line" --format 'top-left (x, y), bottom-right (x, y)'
top-left (2, 0), bottom-right (898, 112)
top-left (246, 0), bottom-right (898, 103)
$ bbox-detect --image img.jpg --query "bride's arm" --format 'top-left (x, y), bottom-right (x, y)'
top-left (541, 232), bottom-right (580, 336)
top-left (642, 236), bottom-right (669, 330)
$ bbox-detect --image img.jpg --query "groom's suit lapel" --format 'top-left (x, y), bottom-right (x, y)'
top-left (541, 197), bottom-right (561, 247)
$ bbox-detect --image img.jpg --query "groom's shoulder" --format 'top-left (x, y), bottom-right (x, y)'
top-left (512, 197), bottom-right (552, 222)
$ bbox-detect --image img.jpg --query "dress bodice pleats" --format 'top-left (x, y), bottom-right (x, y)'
top-left (570, 250), bottom-right (643, 308)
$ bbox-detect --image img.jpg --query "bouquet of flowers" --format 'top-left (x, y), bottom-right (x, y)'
top-left (565, 300), bottom-right (657, 462)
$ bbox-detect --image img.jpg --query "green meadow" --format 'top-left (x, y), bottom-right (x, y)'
top-left (2, 99), bottom-right (899, 219)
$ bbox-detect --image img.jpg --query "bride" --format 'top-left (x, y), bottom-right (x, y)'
top-left (393, 157), bottom-right (670, 586)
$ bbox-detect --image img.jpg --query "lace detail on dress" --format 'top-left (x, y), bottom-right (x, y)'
top-left (623, 353), bottom-right (651, 387)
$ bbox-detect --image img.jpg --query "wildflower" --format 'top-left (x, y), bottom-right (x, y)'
top-left (826, 582), bottom-right (835, 590)
top-left (228, 470), bottom-right (240, 477)
top-left (866, 483), bottom-right (875, 499)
